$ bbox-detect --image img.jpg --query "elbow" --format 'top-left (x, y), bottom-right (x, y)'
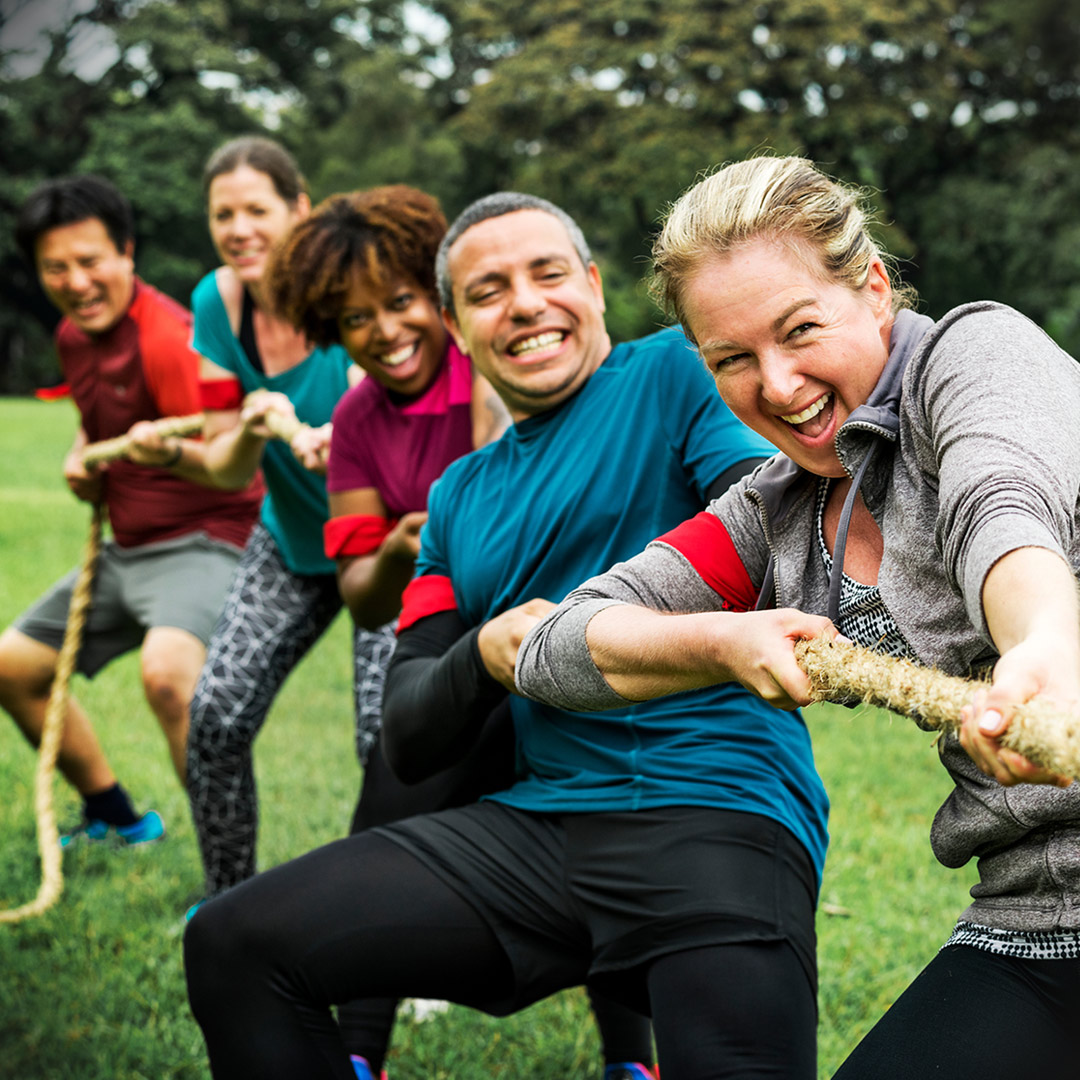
top-left (347, 601), bottom-right (395, 633)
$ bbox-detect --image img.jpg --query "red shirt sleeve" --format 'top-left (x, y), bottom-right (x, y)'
top-left (133, 285), bottom-right (203, 418)
top-left (199, 377), bottom-right (244, 410)
top-left (324, 514), bottom-right (398, 558)
top-left (654, 512), bottom-right (758, 612)
top-left (398, 574), bottom-right (458, 632)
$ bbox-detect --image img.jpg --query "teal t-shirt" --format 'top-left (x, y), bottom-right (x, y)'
top-left (416, 327), bottom-right (829, 882)
top-left (191, 271), bottom-right (352, 575)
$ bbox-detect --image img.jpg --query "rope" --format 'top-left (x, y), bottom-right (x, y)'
top-left (0, 504), bottom-right (103, 924)
top-left (80, 406), bottom-right (308, 469)
top-left (82, 414), bottom-right (204, 467)
top-left (795, 635), bottom-right (1080, 779)
top-left (262, 410), bottom-right (304, 443)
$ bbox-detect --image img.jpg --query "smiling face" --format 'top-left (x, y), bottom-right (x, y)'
top-left (443, 209), bottom-right (611, 421)
top-left (207, 164), bottom-right (309, 286)
top-left (35, 217), bottom-right (135, 336)
top-left (337, 273), bottom-right (448, 396)
top-left (681, 237), bottom-right (895, 477)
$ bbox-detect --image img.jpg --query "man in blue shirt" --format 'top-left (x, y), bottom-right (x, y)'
top-left (186, 194), bottom-right (829, 1080)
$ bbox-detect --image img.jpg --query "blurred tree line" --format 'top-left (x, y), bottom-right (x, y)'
top-left (1, 0), bottom-right (1078, 391)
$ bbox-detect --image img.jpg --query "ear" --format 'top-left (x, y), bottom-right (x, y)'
top-left (442, 307), bottom-right (468, 355)
top-left (587, 261), bottom-right (606, 313)
top-left (294, 192), bottom-right (312, 220)
top-left (864, 256), bottom-right (892, 321)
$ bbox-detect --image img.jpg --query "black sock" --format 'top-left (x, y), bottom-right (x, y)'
top-left (83, 783), bottom-right (139, 827)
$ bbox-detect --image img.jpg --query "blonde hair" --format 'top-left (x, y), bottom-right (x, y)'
top-left (651, 156), bottom-right (916, 332)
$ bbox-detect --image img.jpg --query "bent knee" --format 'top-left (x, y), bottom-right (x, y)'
top-left (141, 667), bottom-right (191, 718)
top-left (0, 629), bottom-right (57, 701)
top-left (184, 892), bottom-right (261, 999)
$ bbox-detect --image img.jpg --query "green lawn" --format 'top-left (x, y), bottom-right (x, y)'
top-left (0, 396), bottom-right (977, 1078)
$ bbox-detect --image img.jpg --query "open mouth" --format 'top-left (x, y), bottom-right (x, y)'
top-left (70, 296), bottom-right (106, 319)
top-left (508, 330), bottom-right (567, 358)
top-left (229, 248), bottom-right (263, 268)
top-left (380, 342), bottom-right (418, 368)
top-left (780, 392), bottom-right (834, 437)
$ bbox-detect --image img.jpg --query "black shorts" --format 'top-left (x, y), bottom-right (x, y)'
top-left (376, 800), bottom-right (817, 1016)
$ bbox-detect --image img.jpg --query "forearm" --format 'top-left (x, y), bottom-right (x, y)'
top-left (583, 605), bottom-right (745, 701)
top-left (158, 438), bottom-right (218, 486)
top-left (382, 612), bottom-right (507, 783)
top-left (338, 550), bottom-right (416, 630)
top-left (983, 547), bottom-right (1080, 659)
top-left (200, 424), bottom-right (265, 490)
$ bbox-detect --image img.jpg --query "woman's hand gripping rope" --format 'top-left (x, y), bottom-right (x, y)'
top-left (794, 634), bottom-right (1079, 785)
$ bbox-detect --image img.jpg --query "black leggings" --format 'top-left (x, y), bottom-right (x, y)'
top-left (340, 706), bottom-right (654, 1073)
top-left (185, 832), bottom-right (817, 1080)
top-left (832, 943), bottom-right (1080, 1078)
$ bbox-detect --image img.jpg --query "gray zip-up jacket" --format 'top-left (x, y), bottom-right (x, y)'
top-left (517, 303), bottom-right (1080, 933)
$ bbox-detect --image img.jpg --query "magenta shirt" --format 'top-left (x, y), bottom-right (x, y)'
top-left (326, 341), bottom-right (475, 517)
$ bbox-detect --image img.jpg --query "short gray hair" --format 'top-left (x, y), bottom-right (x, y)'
top-left (436, 192), bottom-right (593, 313)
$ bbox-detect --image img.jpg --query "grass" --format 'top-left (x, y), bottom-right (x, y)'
top-left (0, 396), bottom-right (978, 1078)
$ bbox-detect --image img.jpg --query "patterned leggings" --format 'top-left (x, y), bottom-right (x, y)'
top-left (187, 524), bottom-right (396, 898)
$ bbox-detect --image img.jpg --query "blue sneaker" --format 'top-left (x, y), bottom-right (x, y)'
top-left (60, 809), bottom-right (165, 848)
top-left (349, 1056), bottom-right (388, 1080)
top-left (604, 1065), bottom-right (658, 1080)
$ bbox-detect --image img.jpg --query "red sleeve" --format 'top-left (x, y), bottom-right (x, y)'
top-left (136, 290), bottom-right (203, 417)
top-left (398, 574), bottom-right (458, 632)
top-left (324, 514), bottom-right (399, 558)
top-left (654, 512), bottom-right (758, 612)
top-left (199, 378), bottom-right (244, 410)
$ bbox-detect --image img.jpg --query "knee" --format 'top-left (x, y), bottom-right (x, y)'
top-left (142, 668), bottom-right (190, 723)
top-left (141, 643), bottom-right (200, 720)
top-left (184, 891), bottom-right (261, 1009)
top-left (0, 630), bottom-right (54, 704)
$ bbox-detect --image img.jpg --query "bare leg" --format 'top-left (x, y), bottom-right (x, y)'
top-left (0, 626), bottom-right (115, 794)
top-left (140, 626), bottom-right (205, 785)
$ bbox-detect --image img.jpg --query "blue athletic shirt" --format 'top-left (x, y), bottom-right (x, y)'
top-left (411, 327), bottom-right (830, 883)
top-left (191, 271), bottom-right (352, 575)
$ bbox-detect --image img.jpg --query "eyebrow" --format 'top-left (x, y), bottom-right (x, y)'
top-left (697, 297), bottom-right (818, 355)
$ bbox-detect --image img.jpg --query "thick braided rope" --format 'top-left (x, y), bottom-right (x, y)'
top-left (0, 504), bottom-right (103, 924)
top-left (81, 408), bottom-right (308, 469)
top-left (262, 410), bottom-right (304, 443)
top-left (795, 635), bottom-right (1080, 779)
top-left (81, 414), bottom-right (204, 467)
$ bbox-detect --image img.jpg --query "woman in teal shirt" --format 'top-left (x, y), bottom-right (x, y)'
top-left (186, 136), bottom-right (394, 906)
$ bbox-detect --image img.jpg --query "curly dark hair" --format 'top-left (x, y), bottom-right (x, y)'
top-left (265, 185), bottom-right (447, 347)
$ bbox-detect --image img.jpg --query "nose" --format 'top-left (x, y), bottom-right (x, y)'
top-left (508, 276), bottom-right (546, 322)
top-left (758, 351), bottom-right (804, 407)
top-left (230, 212), bottom-right (254, 238)
top-left (373, 309), bottom-right (400, 341)
top-left (67, 265), bottom-right (92, 294)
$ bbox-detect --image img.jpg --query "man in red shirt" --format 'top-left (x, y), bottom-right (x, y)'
top-left (0, 175), bottom-right (262, 846)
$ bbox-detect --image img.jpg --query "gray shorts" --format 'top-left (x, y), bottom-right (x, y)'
top-left (14, 532), bottom-right (242, 677)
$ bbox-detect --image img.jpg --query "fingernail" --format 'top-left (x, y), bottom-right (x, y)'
top-left (979, 709), bottom-right (1002, 734)
top-left (836, 635), bottom-right (853, 645)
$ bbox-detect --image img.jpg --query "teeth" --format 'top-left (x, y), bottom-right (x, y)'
top-left (781, 393), bottom-right (831, 425)
top-left (510, 331), bottom-right (563, 356)
top-left (382, 343), bottom-right (415, 367)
